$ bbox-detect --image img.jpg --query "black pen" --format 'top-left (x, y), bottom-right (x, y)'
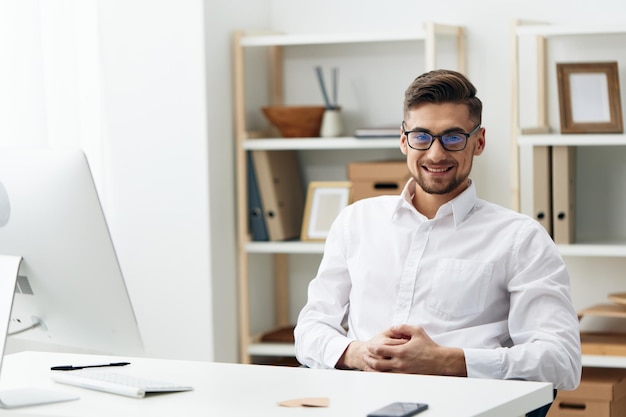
top-left (51, 362), bottom-right (131, 371)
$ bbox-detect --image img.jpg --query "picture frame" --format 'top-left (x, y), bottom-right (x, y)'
top-left (556, 62), bottom-right (623, 134)
top-left (301, 181), bottom-right (351, 241)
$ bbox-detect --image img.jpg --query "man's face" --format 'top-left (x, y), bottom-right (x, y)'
top-left (400, 102), bottom-right (485, 198)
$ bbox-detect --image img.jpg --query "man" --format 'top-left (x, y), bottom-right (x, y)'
top-left (294, 70), bottom-right (581, 395)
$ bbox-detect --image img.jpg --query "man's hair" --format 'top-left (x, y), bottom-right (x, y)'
top-left (404, 69), bottom-right (482, 125)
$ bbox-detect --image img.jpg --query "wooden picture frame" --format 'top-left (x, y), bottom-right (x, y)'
top-left (301, 181), bottom-right (351, 241)
top-left (556, 62), bottom-right (623, 134)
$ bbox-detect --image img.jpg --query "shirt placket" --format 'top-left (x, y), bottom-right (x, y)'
top-left (391, 221), bottom-right (433, 324)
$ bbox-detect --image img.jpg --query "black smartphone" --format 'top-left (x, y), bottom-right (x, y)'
top-left (367, 402), bottom-right (429, 417)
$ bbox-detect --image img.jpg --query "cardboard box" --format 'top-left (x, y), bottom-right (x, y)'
top-left (580, 331), bottom-right (626, 356)
top-left (347, 160), bottom-right (410, 202)
top-left (547, 367), bottom-right (626, 417)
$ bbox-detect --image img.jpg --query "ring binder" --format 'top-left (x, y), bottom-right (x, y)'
top-left (251, 150), bottom-right (305, 241)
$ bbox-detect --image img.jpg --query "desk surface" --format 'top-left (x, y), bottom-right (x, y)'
top-left (0, 351), bottom-right (552, 417)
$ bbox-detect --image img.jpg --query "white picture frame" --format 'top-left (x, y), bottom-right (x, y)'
top-left (301, 181), bottom-right (351, 241)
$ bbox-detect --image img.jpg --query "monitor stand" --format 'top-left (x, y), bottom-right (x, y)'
top-left (0, 254), bottom-right (79, 408)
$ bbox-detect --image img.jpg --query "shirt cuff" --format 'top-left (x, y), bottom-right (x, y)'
top-left (324, 336), bottom-right (354, 368)
top-left (463, 347), bottom-right (504, 379)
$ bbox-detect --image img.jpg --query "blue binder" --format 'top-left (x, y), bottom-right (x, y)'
top-left (247, 152), bottom-right (269, 241)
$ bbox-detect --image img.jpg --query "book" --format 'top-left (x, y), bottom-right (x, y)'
top-left (353, 127), bottom-right (400, 139)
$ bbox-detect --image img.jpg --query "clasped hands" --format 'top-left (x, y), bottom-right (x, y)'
top-left (337, 324), bottom-right (467, 377)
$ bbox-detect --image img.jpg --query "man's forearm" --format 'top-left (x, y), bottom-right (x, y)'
top-left (438, 346), bottom-right (468, 377)
top-left (335, 341), bottom-right (365, 370)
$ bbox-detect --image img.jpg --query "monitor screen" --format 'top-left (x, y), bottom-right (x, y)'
top-left (0, 148), bottom-right (144, 356)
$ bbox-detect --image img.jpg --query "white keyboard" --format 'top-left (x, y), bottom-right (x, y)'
top-left (51, 370), bottom-right (193, 398)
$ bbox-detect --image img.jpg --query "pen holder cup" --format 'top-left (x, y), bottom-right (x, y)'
top-left (320, 108), bottom-right (343, 138)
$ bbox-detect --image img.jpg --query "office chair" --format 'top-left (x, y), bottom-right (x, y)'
top-left (525, 390), bottom-right (556, 417)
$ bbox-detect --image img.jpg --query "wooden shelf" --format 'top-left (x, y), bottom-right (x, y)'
top-left (512, 20), bottom-right (626, 371)
top-left (234, 25), bottom-right (466, 364)
top-left (557, 243), bottom-right (626, 258)
top-left (244, 241), bottom-right (325, 254)
top-left (583, 354), bottom-right (626, 369)
top-left (516, 24), bottom-right (626, 37)
top-left (518, 133), bottom-right (626, 147)
top-left (242, 137), bottom-right (399, 151)
top-left (248, 342), bottom-right (295, 357)
top-left (240, 32), bottom-right (428, 47)
top-left (239, 26), bottom-right (463, 47)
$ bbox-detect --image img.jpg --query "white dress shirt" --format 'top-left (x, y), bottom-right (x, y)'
top-left (294, 178), bottom-right (581, 390)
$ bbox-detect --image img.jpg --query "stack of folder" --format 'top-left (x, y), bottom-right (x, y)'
top-left (247, 151), bottom-right (305, 241)
top-left (532, 145), bottom-right (576, 243)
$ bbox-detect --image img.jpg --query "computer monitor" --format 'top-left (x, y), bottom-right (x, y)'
top-left (0, 148), bottom-right (144, 357)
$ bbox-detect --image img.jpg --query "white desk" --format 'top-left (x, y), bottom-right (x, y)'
top-left (0, 351), bottom-right (552, 417)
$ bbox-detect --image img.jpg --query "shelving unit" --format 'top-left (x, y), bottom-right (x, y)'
top-left (511, 21), bottom-right (626, 368)
top-left (232, 24), bottom-right (466, 363)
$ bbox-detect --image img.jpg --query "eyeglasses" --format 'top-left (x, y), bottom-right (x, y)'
top-left (402, 122), bottom-right (481, 152)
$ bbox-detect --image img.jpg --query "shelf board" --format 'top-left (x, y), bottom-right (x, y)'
top-left (239, 31), bottom-right (431, 47)
top-left (242, 137), bottom-right (399, 151)
top-left (516, 24), bottom-right (626, 37)
top-left (557, 242), bottom-right (626, 257)
top-left (518, 133), bottom-right (626, 147)
top-left (245, 241), bottom-right (325, 254)
top-left (583, 354), bottom-right (626, 368)
top-left (247, 342), bottom-right (295, 357)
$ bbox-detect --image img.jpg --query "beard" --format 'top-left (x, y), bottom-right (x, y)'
top-left (414, 173), bottom-right (469, 195)
top-left (412, 158), bottom-right (473, 195)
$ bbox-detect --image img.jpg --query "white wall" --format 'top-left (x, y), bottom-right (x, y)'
top-left (96, 0), bottom-right (216, 360)
top-left (95, 0), bottom-right (271, 361)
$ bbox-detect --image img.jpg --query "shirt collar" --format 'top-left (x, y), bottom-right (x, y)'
top-left (396, 178), bottom-right (477, 227)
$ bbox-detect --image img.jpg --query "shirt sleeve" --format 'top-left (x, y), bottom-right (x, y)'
top-left (294, 207), bottom-right (354, 369)
top-left (465, 221), bottom-right (582, 390)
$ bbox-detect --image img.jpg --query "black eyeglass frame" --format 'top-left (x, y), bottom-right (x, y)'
top-left (401, 122), bottom-right (481, 152)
